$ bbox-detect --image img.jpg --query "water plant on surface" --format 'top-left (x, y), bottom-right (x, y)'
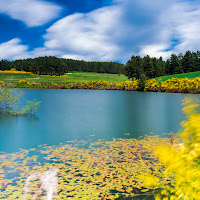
top-left (0, 86), bottom-right (40, 115)
top-left (0, 136), bottom-right (168, 199)
top-left (0, 99), bottom-right (200, 199)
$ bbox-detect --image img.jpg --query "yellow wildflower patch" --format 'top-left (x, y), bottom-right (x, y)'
top-left (145, 77), bottom-right (200, 93)
top-left (0, 68), bottom-right (31, 74)
top-left (69, 80), bottom-right (138, 90)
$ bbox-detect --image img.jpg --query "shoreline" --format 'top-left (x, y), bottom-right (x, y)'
top-left (1, 77), bottom-right (200, 94)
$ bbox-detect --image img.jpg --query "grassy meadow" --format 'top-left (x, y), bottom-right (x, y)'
top-left (155, 71), bottom-right (200, 81)
top-left (1, 69), bottom-right (200, 93)
top-left (0, 71), bottom-right (128, 83)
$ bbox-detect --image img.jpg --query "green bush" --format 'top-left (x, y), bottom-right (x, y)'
top-left (0, 86), bottom-right (40, 115)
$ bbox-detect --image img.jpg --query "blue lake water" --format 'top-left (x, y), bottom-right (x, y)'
top-left (0, 89), bottom-right (198, 153)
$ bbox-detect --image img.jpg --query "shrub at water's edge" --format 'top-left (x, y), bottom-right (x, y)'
top-left (69, 80), bottom-right (138, 90)
top-left (0, 86), bottom-right (40, 115)
top-left (3, 77), bottom-right (200, 93)
top-left (145, 77), bottom-right (200, 93)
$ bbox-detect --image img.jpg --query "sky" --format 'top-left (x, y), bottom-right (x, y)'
top-left (0, 0), bottom-right (200, 63)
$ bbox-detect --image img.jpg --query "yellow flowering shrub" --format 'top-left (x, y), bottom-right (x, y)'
top-left (17, 80), bottom-right (28, 85)
top-left (145, 77), bottom-right (200, 93)
top-left (69, 80), bottom-right (138, 90)
top-left (28, 81), bottom-right (37, 86)
top-left (17, 80), bottom-right (37, 87)
top-left (155, 98), bottom-right (200, 199)
top-left (0, 68), bottom-right (68, 77)
top-left (0, 68), bottom-right (31, 74)
top-left (5, 77), bottom-right (200, 93)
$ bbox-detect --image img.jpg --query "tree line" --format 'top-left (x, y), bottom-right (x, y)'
top-left (125, 50), bottom-right (200, 80)
top-left (0, 56), bottom-right (125, 75)
top-left (1, 50), bottom-right (200, 78)
top-left (0, 59), bottom-right (14, 70)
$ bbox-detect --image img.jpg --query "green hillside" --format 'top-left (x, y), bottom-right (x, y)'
top-left (155, 71), bottom-right (200, 81)
top-left (0, 71), bottom-right (128, 83)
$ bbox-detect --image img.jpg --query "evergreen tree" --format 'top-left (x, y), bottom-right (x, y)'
top-left (182, 50), bottom-right (195, 72)
top-left (0, 59), bottom-right (12, 70)
top-left (170, 54), bottom-right (183, 74)
top-left (143, 55), bottom-right (154, 79)
top-left (152, 57), bottom-right (162, 78)
top-left (159, 57), bottom-right (165, 76)
top-left (124, 56), bottom-right (137, 80)
top-left (165, 59), bottom-right (171, 75)
top-left (124, 55), bottom-right (142, 80)
top-left (192, 51), bottom-right (199, 72)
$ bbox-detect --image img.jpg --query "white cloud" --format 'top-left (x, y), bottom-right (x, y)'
top-left (139, 44), bottom-right (172, 59)
top-left (0, 38), bottom-right (28, 60)
top-left (0, 38), bottom-right (63, 60)
top-left (164, 2), bottom-right (200, 53)
top-left (42, 0), bottom-right (176, 62)
top-left (2, 0), bottom-right (200, 62)
top-left (0, 0), bottom-right (62, 27)
top-left (44, 6), bottom-right (122, 61)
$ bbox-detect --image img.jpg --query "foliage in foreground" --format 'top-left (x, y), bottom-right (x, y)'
top-left (155, 98), bottom-right (200, 199)
top-left (0, 86), bottom-right (40, 115)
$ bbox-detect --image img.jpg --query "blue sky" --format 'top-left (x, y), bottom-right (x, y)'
top-left (0, 0), bottom-right (200, 63)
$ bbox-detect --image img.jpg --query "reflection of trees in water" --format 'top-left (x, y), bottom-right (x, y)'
top-left (0, 112), bottom-right (40, 123)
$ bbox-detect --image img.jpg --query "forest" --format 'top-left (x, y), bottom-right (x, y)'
top-left (0, 57), bottom-right (125, 75)
top-left (0, 50), bottom-right (200, 79)
top-left (125, 50), bottom-right (200, 80)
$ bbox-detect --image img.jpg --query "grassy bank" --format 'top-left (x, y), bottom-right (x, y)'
top-left (2, 77), bottom-right (200, 93)
top-left (2, 70), bottom-right (200, 93)
top-left (0, 71), bottom-right (128, 83)
top-left (155, 71), bottom-right (200, 81)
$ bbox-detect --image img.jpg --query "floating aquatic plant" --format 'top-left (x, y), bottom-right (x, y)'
top-left (0, 136), bottom-right (169, 199)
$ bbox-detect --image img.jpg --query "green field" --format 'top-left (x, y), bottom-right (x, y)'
top-left (155, 71), bottom-right (200, 81)
top-left (2, 71), bottom-right (200, 85)
top-left (0, 72), bottom-right (128, 83)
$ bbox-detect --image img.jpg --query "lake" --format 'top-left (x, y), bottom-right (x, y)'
top-left (0, 89), bottom-right (197, 153)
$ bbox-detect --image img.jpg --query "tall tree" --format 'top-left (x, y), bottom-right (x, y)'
top-left (170, 54), bottom-right (183, 74)
top-left (182, 50), bottom-right (195, 72)
top-left (159, 57), bottom-right (165, 76)
top-left (165, 59), bottom-right (171, 75)
top-left (124, 55), bottom-right (142, 80)
top-left (152, 57), bottom-right (162, 77)
top-left (143, 55), bottom-right (154, 79)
